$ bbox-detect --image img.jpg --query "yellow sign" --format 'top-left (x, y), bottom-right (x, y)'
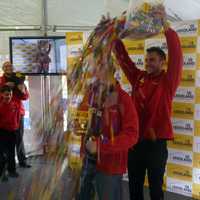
top-left (67, 57), bottom-right (79, 74)
top-left (198, 19), bottom-right (200, 35)
top-left (197, 54), bottom-right (200, 69)
top-left (173, 102), bottom-right (194, 120)
top-left (193, 183), bottom-right (200, 199)
top-left (68, 107), bottom-right (88, 119)
top-left (66, 32), bottom-right (83, 45)
top-left (167, 163), bottom-right (192, 182)
top-left (67, 132), bottom-right (82, 170)
top-left (193, 153), bottom-right (200, 168)
top-left (196, 88), bottom-right (200, 103)
top-left (168, 134), bottom-right (193, 151)
top-left (180, 70), bottom-right (196, 87)
top-left (123, 39), bottom-right (145, 55)
top-left (180, 37), bottom-right (197, 53)
top-left (195, 120), bottom-right (200, 136)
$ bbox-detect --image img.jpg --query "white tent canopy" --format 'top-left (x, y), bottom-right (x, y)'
top-left (0, 0), bottom-right (200, 55)
top-left (1, 0), bottom-right (200, 27)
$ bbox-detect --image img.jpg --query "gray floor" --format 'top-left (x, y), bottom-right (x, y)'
top-left (0, 156), bottom-right (195, 200)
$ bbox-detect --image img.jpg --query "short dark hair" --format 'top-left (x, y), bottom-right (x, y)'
top-left (0, 85), bottom-right (12, 93)
top-left (146, 47), bottom-right (166, 60)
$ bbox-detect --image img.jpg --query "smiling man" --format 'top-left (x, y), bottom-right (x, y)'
top-left (112, 15), bottom-right (183, 200)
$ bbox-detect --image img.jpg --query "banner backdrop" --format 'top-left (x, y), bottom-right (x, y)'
top-left (66, 20), bottom-right (200, 199)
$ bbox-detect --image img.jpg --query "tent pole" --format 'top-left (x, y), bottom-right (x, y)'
top-left (42, 0), bottom-right (48, 36)
top-left (42, 0), bottom-right (50, 154)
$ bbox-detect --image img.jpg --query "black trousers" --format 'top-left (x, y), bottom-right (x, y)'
top-left (128, 140), bottom-right (168, 200)
top-left (16, 116), bottom-right (26, 164)
top-left (0, 130), bottom-right (17, 175)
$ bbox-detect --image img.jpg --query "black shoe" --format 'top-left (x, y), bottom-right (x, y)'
top-left (8, 171), bottom-right (19, 178)
top-left (19, 163), bottom-right (31, 168)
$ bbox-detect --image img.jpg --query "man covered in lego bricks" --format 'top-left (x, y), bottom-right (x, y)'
top-left (78, 60), bottom-right (139, 200)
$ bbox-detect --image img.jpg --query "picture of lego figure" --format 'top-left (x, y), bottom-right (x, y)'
top-left (35, 40), bottom-right (51, 74)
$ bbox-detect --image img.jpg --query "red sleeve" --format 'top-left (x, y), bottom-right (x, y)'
top-left (21, 87), bottom-right (29, 100)
top-left (113, 39), bottom-right (143, 86)
top-left (14, 87), bottom-right (29, 100)
top-left (0, 76), bottom-right (6, 87)
top-left (98, 88), bottom-right (139, 153)
top-left (165, 28), bottom-right (183, 96)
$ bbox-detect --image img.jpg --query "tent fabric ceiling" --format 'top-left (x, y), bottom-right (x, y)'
top-left (1, 0), bottom-right (200, 55)
top-left (0, 0), bottom-right (42, 25)
top-left (1, 0), bottom-right (200, 27)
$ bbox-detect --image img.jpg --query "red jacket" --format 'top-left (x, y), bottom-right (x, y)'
top-left (113, 28), bottom-right (183, 140)
top-left (81, 84), bottom-right (138, 175)
top-left (0, 97), bottom-right (22, 131)
top-left (0, 75), bottom-right (29, 116)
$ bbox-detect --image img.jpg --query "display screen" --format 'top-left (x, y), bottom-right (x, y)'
top-left (9, 37), bottom-right (67, 75)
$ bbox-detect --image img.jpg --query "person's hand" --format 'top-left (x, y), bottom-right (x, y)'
top-left (99, 13), bottom-right (112, 26)
top-left (5, 82), bottom-right (15, 88)
top-left (17, 84), bottom-right (26, 93)
top-left (153, 5), bottom-right (169, 31)
top-left (86, 140), bottom-right (97, 154)
top-left (148, 128), bottom-right (157, 141)
top-left (95, 13), bottom-right (113, 33)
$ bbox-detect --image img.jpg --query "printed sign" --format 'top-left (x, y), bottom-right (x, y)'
top-left (196, 88), bottom-right (200, 103)
top-left (167, 163), bottom-right (193, 182)
top-left (195, 104), bottom-right (200, 120)
top-left (195, 121), bottom-right (200, 136)
top-left (193, 168), bottom-right (200, 184)
top-left (130, 55), bottom-right (145, 70)
top-left (168, 134), bottom-right (193, 151)
top-left (193, 153), bottom-right (200, 168)
top-left (180, 70), bottom-right (196, 87)
top-left (173, 102), bottom-right (194, 120)
top-left (174, 87), bottom-right (195, 103)
top-left (193, 136), bottom-right (200, 153)
top-left (168, 148), bottom-right (193, 167)
top-left (196, 70), bottom-right (200, 87)
top-left (67, 44), bottom-right (83, 58)
top-left (192, 183), bottom-right (200, 199)
top-left (173, 21), bottom-right (198, 36)
top-left (180, 37), bottom-right (197, 54)
top-left (123, 39), bottom-right (145, 54)
top-left (172, 118), bottom-right (194, 136)
top-left (167, 177), bottom-right (192, 197)
top-left (183, 54), bottom-right (196, 69)
top-left (66, 32), bottom-right (83, 45)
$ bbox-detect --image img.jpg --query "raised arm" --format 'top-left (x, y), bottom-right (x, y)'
top-left (112, 39), bottom-right (143, 86)
top-left (164, 26), bottom-right (183, 97)
top-left (15, 84), bottom-right (29, 100)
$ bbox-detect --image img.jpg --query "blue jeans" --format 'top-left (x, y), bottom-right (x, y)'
top-left (95, 171), bottom-right (123, 200)
top-left (78, 154), bottom-right (96, 200)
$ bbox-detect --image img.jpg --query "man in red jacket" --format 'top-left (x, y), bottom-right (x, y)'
top-left (0, 85), bottom-right (26, 180)
top-left (112, 15), bottom-right (183, 200)
top-left (78, 66), bottom-right (138, 200)
top-left (0, 61), bottom-right (30, 168)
